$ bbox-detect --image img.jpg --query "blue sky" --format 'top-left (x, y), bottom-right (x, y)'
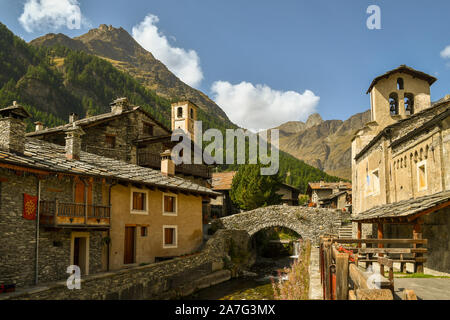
top-left (0, 0), bottom-right (449, 130)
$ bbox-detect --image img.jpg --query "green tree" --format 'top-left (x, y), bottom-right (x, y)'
top-left (230, 164), bottom-right (283, 211)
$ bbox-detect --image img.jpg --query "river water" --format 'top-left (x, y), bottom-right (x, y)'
top-left (186, 256), bottom-right (294, 300)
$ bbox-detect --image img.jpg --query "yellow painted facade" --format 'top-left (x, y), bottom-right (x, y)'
top-left (107, 184), bottom-right (203, 270)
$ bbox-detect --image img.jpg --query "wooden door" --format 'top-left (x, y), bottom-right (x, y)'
top-left (75, 181), bottom-right (85, 204)
top-left (124, 227), bottom-right (135, 264)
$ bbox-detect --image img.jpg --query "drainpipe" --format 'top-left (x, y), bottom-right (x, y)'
top-left (35, 178), bottom-right (42, 285)
top-left (106, 181), bottom-right (117, 271)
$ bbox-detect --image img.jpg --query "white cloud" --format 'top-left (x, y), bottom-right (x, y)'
top-left (19, 0), bottom-right (88, 33)
top-left (211, 81), bottom-right (320, 131)
top-left (441, 46), bottom-right (450, 59)
top-left (132, 14), bottom-right (204, 88)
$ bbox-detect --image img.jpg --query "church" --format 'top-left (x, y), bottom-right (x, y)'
top-left (351, 65), bottom-right (450, 273)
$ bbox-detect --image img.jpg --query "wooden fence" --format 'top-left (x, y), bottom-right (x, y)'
top-left (319, 236), bottom-right (427, 300)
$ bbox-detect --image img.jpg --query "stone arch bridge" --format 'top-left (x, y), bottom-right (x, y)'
top-left (213, 205), bottom-right (346, 244)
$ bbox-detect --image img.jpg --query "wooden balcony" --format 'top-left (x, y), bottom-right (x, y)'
top-left (39, 200), bottom-right (110, 229)
top-left (137, 152), bottom-right (212, 179)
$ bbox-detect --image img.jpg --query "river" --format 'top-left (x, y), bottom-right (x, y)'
top-left (186, 256), bottom-right (294, 300)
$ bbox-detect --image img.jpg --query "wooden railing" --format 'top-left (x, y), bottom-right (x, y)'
top-left (39, 200), bottom-right (110, 228)
top-left (319, 236), bottom-right (425, 300)
top-left (137, 151), bottom-right (212, 179)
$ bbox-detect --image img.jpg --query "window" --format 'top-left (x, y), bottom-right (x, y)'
top-left (404, 93), bottom-right (414, 115)
top-left (177, 107), bottom-right (183, 118)
top-left (397, 78), bottom-right (404, 90)
top-left (141, 226), bottom-right (148, 237)
top-left (105, 135), bottom-right (116, 148)
top-left (190, 108), bottom-right (194, 119)
top-left (131, 189), bottom-right (148, 214)
top-left (163, 226), bottom-right (177, 248)
top-left (417, 160), bottom-right (427, 191)
top-left (143, 122), bottom-right (154, 136)
top-left (365, 169), bottom-right (380, 196)
top-left (389, 93), bottom-right (399, 116)
top-left (372, 169), bottom-right (380, 195)
top-left (163, 194), bottom-right (177, 215)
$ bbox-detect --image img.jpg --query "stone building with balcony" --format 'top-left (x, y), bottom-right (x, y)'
top-left (26, 98), bottom-right (212, 187)
top-left (0, 102), bottom-right (218, 289)
top-left (351, 65), bottom-right (450, 273)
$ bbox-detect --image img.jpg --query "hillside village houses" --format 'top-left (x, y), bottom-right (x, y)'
top-left (306, 181), bottom-right (352, 210)
top-left (0, 100), bottom-right (218, 289)
top-left (351, 65), bottom-right (450, 273)
top-left (210, 171), bottom-right (301, 217)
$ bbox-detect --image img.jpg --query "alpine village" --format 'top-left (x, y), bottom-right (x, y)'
top-left (0, 22), bottom-right (449, 301)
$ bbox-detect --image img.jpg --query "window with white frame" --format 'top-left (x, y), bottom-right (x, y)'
top-left (131, 189), bottom-right (149, 214)
top-left (163, 225), bottom-right (177, 248)
top-left (163, 193), bottom-right (177, 216)
top-left (417, 160), bottom-right (427, 191)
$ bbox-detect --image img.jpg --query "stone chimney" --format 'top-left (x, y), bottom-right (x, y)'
top-left (110, 97), bottom-right (131, 114)
top-left (160, 149), bottom-right (175, 176)
top-left (34, 121), bottom-right (44, 132)
top-left (69, 113), bottom-right (78, 124)
top-left (0, 101), bottom-right (31, 154)
top-left (64, 123), bottom-right (85, 160)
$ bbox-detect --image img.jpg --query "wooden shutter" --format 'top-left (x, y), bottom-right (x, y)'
top-left (164, 196), bottom-right (175, 213)
top-left (133, 192), bottom-right (145, 210)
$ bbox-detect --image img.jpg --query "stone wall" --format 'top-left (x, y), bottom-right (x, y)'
top-left (1, 229), bottom-right (250, 300)
top-left (214, 205), bottom-right (343, 244)
top-left (0, 169), bottom-right (104, 288)
top-left (0, 117), bottom-right (26, 154)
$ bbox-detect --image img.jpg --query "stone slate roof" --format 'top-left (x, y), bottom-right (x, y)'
top-left (351, 190), bottom-right (450, 222)
top-left (307, 182), bottom-right (352, 191)
top-left (212, 171), bottom-right (236, 191)
top-left (26, 106), bottom-right (171, 137)
top-left (0, 138), bottom-right (218, 197)
top-left (319, 190), bottom-right (348, 202)
top-left (366, 65), bottom-right (437, 94)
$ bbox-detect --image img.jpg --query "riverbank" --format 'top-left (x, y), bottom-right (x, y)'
top-left (185, 256), bottom-right (293, 300)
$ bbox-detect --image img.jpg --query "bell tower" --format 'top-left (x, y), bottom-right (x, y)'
top-left (367, 65), bottom-right (436, 132)
top-left (171, 100), bottom-right (198, 140)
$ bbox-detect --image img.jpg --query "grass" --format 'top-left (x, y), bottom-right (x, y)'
top-left (271, 240), bottom-right (311, 300)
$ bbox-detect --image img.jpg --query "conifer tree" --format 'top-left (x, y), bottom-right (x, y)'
top-left (230, 164), bottom-right (283, 211)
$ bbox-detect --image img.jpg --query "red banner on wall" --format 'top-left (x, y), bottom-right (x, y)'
top-left (23, 194), bottom-right (37, 220)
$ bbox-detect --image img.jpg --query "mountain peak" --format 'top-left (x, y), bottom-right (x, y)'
top-left (306, 113), bottom-right (323, 128)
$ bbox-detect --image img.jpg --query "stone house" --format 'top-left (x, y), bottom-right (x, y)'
top-left (0, 102), bottom-right (218, 289)
top-left (306, 181), bottom-right (352, 206)
top-left (210, 171), bottom-right (239, 218)
top-left (351, 65), bottom-right (450, 273)
top-left (318, 190), bottom-right (352, 211)
top-left (278, 183), bottom-right (301, 206)
top-left (27, 98), bottom-right (211, 187)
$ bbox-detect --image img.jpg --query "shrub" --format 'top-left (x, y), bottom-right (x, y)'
top-left (272, 240), bottom-right (311, 300)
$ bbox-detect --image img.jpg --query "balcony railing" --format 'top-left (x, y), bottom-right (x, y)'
top-left (137, 152), bottom-right (212, 179)
top-left (39, 200), bottom-right (110, 229)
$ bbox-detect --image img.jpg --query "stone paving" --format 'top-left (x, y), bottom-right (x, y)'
top-left (394, 278), bottom-right (450, 300)
top-left (308, 246), bottom-right (323, 300)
